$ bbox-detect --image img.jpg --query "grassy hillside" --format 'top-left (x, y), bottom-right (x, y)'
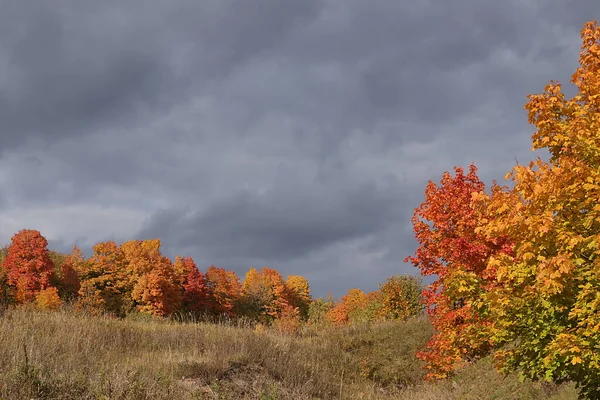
top-left (0, 307), bottom-right (577, 400)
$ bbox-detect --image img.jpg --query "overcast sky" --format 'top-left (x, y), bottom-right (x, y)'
top-left (0, 1), bottom-right (596, 297)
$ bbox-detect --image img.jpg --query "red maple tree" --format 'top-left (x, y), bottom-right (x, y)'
top-left (176, 256), bottom-right (211, 316)
top-left (405, 165), bottom-right (512, 379)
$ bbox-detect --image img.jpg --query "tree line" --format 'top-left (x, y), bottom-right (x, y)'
top-left (0, 230), bottom-right (423, 334)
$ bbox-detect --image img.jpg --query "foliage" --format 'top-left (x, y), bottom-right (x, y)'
top-left (54, 247), bottom-right (81, 300)
top-left (76, 241), bottom-right (131, 316)
top-left (122, 239), bottom-right (181, 316)
top-left (327, 288), bottom-right (367, 325)
top-left (175, 256), bottom-right (211, 316)
top-left (0, 230), bottom-right (319, 328)
top-left (240, 267), bottom-right (296, 322)
top-left (205, 265), bottom-right (242, 316)
top-left (48, 251), bottom-right (67, 287)
top-left (405, 165), bottom-right (513, 379)
top-left (0, 246), bottom-right (6, 264)
top-left (35, 287), bottom-right (62, 310)
top-left (131, 270), bottom-right (181, 317)
top-left (476, 20), bottom-right (600, 398)
top-left (0, 246), bottom-right (9, 305)
top-left (307, 295), bottom-right (335, 327)
top-left (284, 275), bottom-right (312, 319)
top-left (240, 267), bottom-right (267, 320)
top-left (377, 275), bottom-right (424, 321)
top-left (326, 276), bottom-right (424, 327)
top-left (272, 304), bottom-right (301, 335)
top-left (1, 229), bottom-right (56, 303)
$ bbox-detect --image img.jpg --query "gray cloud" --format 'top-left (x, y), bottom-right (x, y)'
top-left (0, 0), bottom-right (597, 296)
top-left (138, 171), bottom-right (406, 264)
top-left (0, 0), bottom-right (321, 151)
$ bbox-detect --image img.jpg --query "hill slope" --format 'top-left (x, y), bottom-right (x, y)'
top-left (0, 308), bottom-right (577, 399)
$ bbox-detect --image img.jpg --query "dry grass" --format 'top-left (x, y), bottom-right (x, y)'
top-left (0, 307), bottom-right (578, 399)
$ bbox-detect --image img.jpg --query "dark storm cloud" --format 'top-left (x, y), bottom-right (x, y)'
top-left (265, 1), bottom-right (543, 127)
top-left (0, 3), bottom-right (166, 150)
top-left (0, 0), bottom-right (598, 296)
top-left (138, 172), bottom-right (406, 264)
top-left (0, 0), bottom-right (320, 151)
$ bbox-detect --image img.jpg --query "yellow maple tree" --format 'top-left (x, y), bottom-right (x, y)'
top-left (478, 20), bottom-right (600, 398)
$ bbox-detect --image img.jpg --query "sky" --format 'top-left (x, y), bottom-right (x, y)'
top-left (0, 1), bottom-right (597, 297)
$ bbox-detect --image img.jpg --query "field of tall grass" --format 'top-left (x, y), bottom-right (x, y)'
top-left (0, 307), bottom-right (577, 399)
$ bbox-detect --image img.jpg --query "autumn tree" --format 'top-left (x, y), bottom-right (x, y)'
top-left (48, 250), bottom-right (67, 284)
top-left (122, 239), bottom-right (181, 317)
top-left (51, 247), bottom-right (81, 300)
top-left (35, 287), bottom-right (62, 310)
top-left (1, 229), bottom-right (56, 303)
top-left (240, 268), bottom-right (267, 320)
top-left (240, 267), bottom-right (293, 322)
top-left (356, 291), bottom-right (389, 323)
top-left (77, 241), bottom-right (131, 316)
top-left (405, 165), bottom-right (512, 379)
top-left (0, 246), bottom-right (9, 305)
top-left (0, 246), bottom-right (6, 265)
top-left (327, 288), bottom-right (369, 325)
top-left (284, 275), bottom-right (312, 319)
top-left (131, 269), bottom-right (181, 317)
top-left (205, 265), bottom-right (242, 317)
top-left (69, 245), bottom-right (87, 275)
top-left (325, 276), bottom-right (423, 326)
top-left (273, 304), bottom-right (302, 335)
top-left (377, 275), bottom-right (423, 321)
top-left (307, 294), bottom-right (335, 327)
top-left (175, 256), bottom-right (211, 316)
top-left (121, 239), bottom-right (169, 278)
top-left (478, 21), bottom-right (600, 398)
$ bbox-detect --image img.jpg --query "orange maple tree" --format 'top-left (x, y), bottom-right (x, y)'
top-left (1, 229), bottom-right (56, 303)
top-left (261, 268), bottom-right (293, 320)
top-left (240, 267), bottom-right (293, 321)
top-left (205, 265), bottom-right (242, 316)
top-left (131, 269), bottom-right (181, 317)
top-left (122, 239), bottom-right (181, 316)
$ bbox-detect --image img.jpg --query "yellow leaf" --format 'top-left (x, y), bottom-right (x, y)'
top-left (571, 346), bottom-right (581, 353)
top-left (523, 252), bottom-right (535, 261)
